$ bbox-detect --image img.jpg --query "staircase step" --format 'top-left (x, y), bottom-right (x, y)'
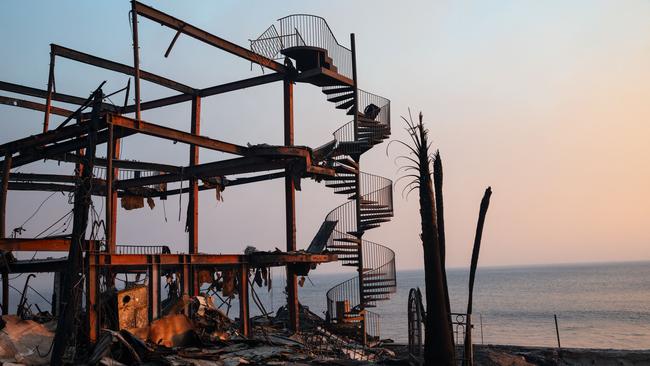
top-left (363, 296), bottom-right (391, 302)
top-left (334, 164), bottom-right (357, 174)
top-left (327, 92), bottom-right (355, 103)
top-left (334, 188), bottom-right (357, 195)
top-left (333, 237), bottom-right (361, 244)
top-left (360, 203), bottom-right (390, 209)
top-left (363, 290), bottom-right (392, 296)
top-left (363, 284), bottom-right (395, 290)
top-left (342, 262), bottom-right (360, 267)
top-left (364, 278), bottom-right (394, 284)
top-left (322, 175), bottom-right (356, 181)
top-left (360, 224), bottom-right (381, 231)
top-left (363, 272), bottom-right (387, 278)
top-left (360, 218), bottom-right (391, 225)
top-left (358, 120), bottom-right (381, 127)
top-left (327, 244), bottom-right (359, 249)
top-left (360, 213), bottom-right (393, 220)
top-left (325, 182), bottom-right (356, 188)
top-left (322, 86), bottom-right (354, 95)
top-left (334, 157), bottom-right (359, 169)
top-left (336, 99), bottom-right (355, 110)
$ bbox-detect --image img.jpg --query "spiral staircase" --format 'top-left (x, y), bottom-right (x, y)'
top-left (251, 15), bottom-right (396, 343)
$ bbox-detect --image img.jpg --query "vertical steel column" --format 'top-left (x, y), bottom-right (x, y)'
top-left (130, 0), bottom-right (142, 123)
top-left (283, 79), bottom-right (299, 332)
top-left (182, 256), bottom-right (190, 315)
top-left (43, 50), bottom-right (56, 133)
top-left (0, 153), bottom-right (12, 315)
top-left (189, 95), bottom-right (201, 295)
top-left (148, 256), bottom-right (160, 322)
top-left (87, 255), bottom-right (98, 342)
top-left (106, 124), bottom-right (116, 253)
top-left (350, 33), bottom-right (367, 346)
top-left (238, 264), bottom-right (250, 337)
top-left (51, 91), bottom-right (102, 366)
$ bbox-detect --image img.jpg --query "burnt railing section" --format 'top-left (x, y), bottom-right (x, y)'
top-left (116, 244), bottom-right (171, 255)
top-left (251, 14), bottom-right (353, 79)
top-left (249, 24), bottom-right (306, 61)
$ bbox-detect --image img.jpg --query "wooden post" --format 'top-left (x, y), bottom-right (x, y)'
top-left (283, 79), bottom-right (299, 332)
top-left (43, 50), bottom-right (56, 133)
top-left (238, 264), bottom-right (250, 337)
top-left (51, 90), bottom-right (102, 366)
top-left (0, 152), bottom-right (12, 315)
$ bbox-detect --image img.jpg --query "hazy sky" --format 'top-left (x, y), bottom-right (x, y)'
top-left (0, 1), bottom-right (648, 272)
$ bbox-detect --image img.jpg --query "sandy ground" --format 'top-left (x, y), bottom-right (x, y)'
top-left (385, 344), bottom-right (650, 366)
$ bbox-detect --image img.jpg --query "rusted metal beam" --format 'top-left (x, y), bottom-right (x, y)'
top-left (0, 120), bottom-right (90, 157)
top-left (131, 0), bottom-right (142, 120)
top-left (0, 153), bottom-right (11, 239)
top-left (51, 44), bottom-right (196, 95)
top-left (44, 51), bottom-right (56, 132)
top-left (0, 95), bottom-right (73, 117)
top-left (0, 81), bottom-right (118, 112)
top-left (107, 114), bottom-right (248, 155)
top-left (106, 124), bottom-right (116, 253)
top-left (0, 153), bottom-right (11, 315)
top-left (283, 79), bottom-right (299, 332)
top-left (121, 73), bottom-right (285, 113)
top-left (239, 263), bottom-right (250, 337)
top-left (0, 238), bottom-right (70, 252)
top-left (55, 153), bottom-right (181, 174)
top-left (51, 90), bottom-right (101, 366)
top-left (133, 1), bottom-right (286, 73)
top-left (3, 126), bottom-right (133, 170)
top-left (188, 95), bottom-right (200, 255)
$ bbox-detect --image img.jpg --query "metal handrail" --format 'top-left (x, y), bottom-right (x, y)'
top-left (251, 14), bottom-right (354, 79)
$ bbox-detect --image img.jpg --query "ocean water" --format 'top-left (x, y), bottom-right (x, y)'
top-left (275, 261), bottom-right (650, 350)
top-left (10, 261), bottom-right (650, 350)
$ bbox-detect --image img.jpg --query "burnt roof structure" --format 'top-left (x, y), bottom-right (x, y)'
top-left (0, 2), bottom-right (395, 363)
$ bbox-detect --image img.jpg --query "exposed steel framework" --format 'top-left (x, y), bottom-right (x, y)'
top-left (0, 2), bottom-right (394, 363)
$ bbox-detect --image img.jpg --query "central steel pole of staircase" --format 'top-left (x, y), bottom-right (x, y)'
top-left (350, 33), bottom-right (367, 347)
top-left (284, 78), bottom-right (299, 332)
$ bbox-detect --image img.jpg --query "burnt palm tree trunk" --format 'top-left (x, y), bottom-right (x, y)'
top-left (392, 111), bottom-right (456, 365)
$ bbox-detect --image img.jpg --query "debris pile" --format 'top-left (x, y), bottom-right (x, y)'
top-left (89, 297), bottom-right (399, 365)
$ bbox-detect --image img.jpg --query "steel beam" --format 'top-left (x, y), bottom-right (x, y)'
top-left (239, 263), bottom-right (250, 337)
top-left (0, 238), bottom-right (70, 252)
top-left (51, 44), bottom-right (195, 95)
top-left (107, 114), bottom-right (248, 156)
top-left (121, 73), bottom-right (284, 114)
top-left (0, 95), bottom-right (73, 117)
top-left (188, 95), bottom-right (200, 255)
top-left (1, 153), bottom-right (11, 315)
top-left (133, 1), bottom-right (286, 73)
top-left (0, 81), bottom-right (118, 112)
top-left (283, 79), bottom-right (299, 332)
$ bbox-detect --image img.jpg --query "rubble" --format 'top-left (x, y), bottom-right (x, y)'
top-left (84, 298), bottom-right (399, 366)
top-left (0, 315), bottom-right (55, 365)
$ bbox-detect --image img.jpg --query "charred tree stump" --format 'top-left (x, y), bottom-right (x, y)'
top-left (464, 187), bottom-right (492, 366)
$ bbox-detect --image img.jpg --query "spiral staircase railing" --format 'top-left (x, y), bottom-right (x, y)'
top-left (250, 14), bottom-right (395, 343)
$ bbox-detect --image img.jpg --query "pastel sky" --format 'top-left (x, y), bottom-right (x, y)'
top-left (0, 1), bottom-right (648, 272)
